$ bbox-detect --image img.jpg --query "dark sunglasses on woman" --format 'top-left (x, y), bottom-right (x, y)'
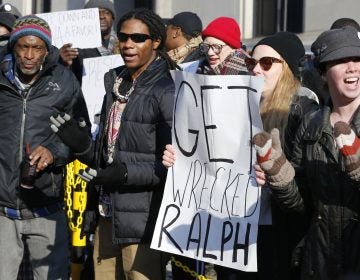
top-left (117, 32), bottom-right (152, 43)
top-left (245, 56), bottom-right (283, 71)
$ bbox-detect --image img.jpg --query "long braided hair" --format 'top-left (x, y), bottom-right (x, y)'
top-left (116, 8), bottom-right (179, 70)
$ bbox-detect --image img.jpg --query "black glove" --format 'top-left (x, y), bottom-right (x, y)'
top-left (80, 210), bottom-right (98, 238)
top-left (78, 163), bottom-right (128, 189)
top-left (50, 113), bottom-right (91, 154)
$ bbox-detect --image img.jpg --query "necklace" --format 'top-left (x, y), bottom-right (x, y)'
top-left (112, 75), bottom-right (136, 103)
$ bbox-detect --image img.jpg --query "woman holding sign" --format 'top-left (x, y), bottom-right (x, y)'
top-left (197, 16), bottom-right (249, 75)
top-left (163, 32), bottom-right (319, 279)
top-left (166, 16), bottom-right (255, 280)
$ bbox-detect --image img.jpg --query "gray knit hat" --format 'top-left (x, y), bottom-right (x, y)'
top-left (85, 0), bottom-right (116, 19)
top-left (0, 12), bottom-right (16, 32)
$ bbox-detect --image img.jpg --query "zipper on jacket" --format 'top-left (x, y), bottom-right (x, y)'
top-left (19, 90), bottom-right (30, 162)
top-left (17, 89), bottom-right (31, 209)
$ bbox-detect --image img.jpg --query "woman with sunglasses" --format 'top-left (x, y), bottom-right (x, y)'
top-left (242, 32), bottom-right (320, 280)
top-left (163, 31), bottom-right (319, 280)
top-left (248, 33), bottom-right (320, 167)
top-left (253, 26), bottom-right (360, 280)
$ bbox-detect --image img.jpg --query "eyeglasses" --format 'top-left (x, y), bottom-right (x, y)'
top-left (199, 43), bottom-right (227, 55)
top-left (245, 56), bottom-right (283, 71)
top-left (117, 32), bottom-right (152, 43)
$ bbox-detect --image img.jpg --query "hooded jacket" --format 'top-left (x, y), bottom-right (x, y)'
top-left (0, 47), bottom-right (89, 210)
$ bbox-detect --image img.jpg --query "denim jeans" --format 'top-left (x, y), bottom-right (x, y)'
top-left (0, 210), bottom-right (69, 280)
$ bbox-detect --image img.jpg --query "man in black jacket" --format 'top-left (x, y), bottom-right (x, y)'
top-left (0, 15), bottom-right (89, 279)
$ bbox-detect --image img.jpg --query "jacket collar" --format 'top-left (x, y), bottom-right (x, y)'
top-left (303, 101), bottom-right (360, 141)
top-left (113, 57), bottom-right (168, 87)
top-left (303, 105), bottom-right (332, 141)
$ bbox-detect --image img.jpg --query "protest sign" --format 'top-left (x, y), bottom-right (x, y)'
top-left (81, 54), bottom-right (124, 136)
top-left (179, 60), bottom-right (200, 73)
top-left (37, 8), bottom-right (101, 48)
top-left (151, 71), bottom-right (264, 271)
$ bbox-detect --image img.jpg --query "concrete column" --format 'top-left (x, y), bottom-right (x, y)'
top-left (153, 0), bottom-right (172, 18)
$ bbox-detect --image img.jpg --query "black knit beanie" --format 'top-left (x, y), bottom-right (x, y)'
top-left (0, 12), bottom-right (16, 32)
top-left (253, 32), bottom-right (305, 77)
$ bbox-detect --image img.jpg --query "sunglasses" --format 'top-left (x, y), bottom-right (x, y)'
top-left (245, 56), bottom-right (283, 71)
top-left (199, 43), bottom-right (227, 55)
top-left (117, 32), bottom-right (152, 43)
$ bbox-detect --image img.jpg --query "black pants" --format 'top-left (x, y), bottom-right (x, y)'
top-left (214, 225), bottom-right (275, 280)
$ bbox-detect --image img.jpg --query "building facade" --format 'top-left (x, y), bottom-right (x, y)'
top-left (2, 0), bottom-right (359, 45)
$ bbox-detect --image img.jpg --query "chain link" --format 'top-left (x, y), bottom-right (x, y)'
top-left (170, 256), bottom-right (209, 280)
top-left (65, 160), bottom-right (87, 231)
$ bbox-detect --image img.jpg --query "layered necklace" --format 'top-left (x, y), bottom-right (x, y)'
top-left (112, 75), bottom-right (136, 103)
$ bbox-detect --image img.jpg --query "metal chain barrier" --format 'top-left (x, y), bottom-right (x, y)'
top-left (170, 256), bottom-right (210, 280)
top-left (65, 160), bottom-right (87, 231)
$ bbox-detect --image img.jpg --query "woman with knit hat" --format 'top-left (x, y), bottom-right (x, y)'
top-left (252, 26), bottom-right (360, 280)
top-left (198, 16), bottom-right (249, 74)
top-left (163, 31), bottom-right (319, 279)
top-left (241, 32), bottom-right (319, 280)
top-left (164, 16), bottom-right (250, 280)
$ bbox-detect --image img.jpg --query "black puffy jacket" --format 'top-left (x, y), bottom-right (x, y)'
top-left (92, 58), bottom-right (175, 244)
top-left (0, 48), bottom-right (89, 209)
top-left (271, 103), bottom-right (360, 279)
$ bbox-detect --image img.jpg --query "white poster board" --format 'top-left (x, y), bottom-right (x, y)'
top-left (179, 60), bottom-right (200, 73)
top-left (81, 54), bottom-right (124, 136)
top-left (37, 8), bottom-right (102, 48)
top-left (151, 71), bottom-right (264, 271)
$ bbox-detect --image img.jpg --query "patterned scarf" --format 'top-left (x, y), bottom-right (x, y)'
top-left (168, 35), bottom-right (203, 64)
top-left (97, 30), bottom-right (118, 56)
top-left (203, 48), bottom-right (250, 75)
top-left (105, 70), bottom-right (134, 163)
top-left (99, 70), bottom-right (133, 218)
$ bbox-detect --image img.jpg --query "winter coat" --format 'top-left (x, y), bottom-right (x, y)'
top-left (271, 102), bottom-right (360, 280)
top-left (0, 48), bottom-right (89, 209)
top-left (91, 58), bottom-right (175, 244)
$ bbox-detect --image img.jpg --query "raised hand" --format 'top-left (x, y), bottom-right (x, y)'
top-left (50, 113), bottom-right (91, 154)
top-left (333, 121), bottom-right (360, 181)
top-left (59, 43), bottom-right (79, 67)
top-left (252, 128), bottom-right (295, 187)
